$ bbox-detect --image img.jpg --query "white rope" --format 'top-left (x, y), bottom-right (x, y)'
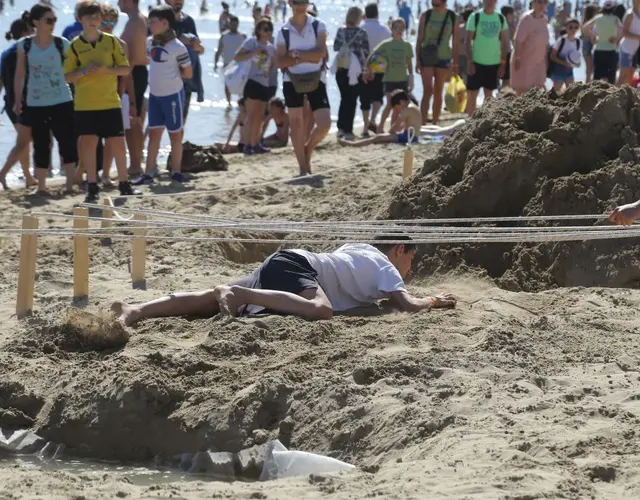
top-left (4, 229), bottom-right (640, 243)
top-left (109, 150), bottom-right (399, 200)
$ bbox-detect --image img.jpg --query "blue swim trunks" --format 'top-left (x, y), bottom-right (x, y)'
top-left (396, 130), bottom-right (419, 145)
top-left (148, 89), bottom-right (185, 133)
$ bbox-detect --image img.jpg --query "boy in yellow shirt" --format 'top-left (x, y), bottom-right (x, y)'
top-left (64, 0), bottom-right (141, 202)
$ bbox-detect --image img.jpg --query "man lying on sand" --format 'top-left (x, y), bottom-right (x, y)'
top-left (610, 200), bottom-right (640, 225)
top-left (112, 236), bottom-right (456, 326)
top-left (338, 90), bottom-right (422, 147)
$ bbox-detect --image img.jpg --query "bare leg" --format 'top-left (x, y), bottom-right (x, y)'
top-left (102, 140), bottom-right (115, 186)
top-left (107, 136), bottom-right (129, 183)
top-left (362, 108), bottom-right (370, 133)
top-left (420, 68), bottom-right (435, 124)
top-left (370, 101), bottom-right (382, 128)
top-left (225, 84), bottom-right (231, 106)
top-left (432, 68), bottom-right (449, 125)
top-left (34, 168), bottom-right (48, 193)
top-left (125, 120), bottom-right (144, 176)
top-left (111, 289), bottom-right (221, 326)
top-left (288, 107), bottom-right (307, 175)
top-left (338, 133), bottom-right (396, 147)
top-left (13, 124), bottom-right (35, 187)
top-left (169, 130), bottom-right (183, 173)
top-left (483, 88), bottom-right (493, 104)
top-left (466, 89), bottom-right (478, 116)
top-left (78, 135), bottom-right (99, 183)
top-left (145, 128), bottom-right (163, 176)
top-left (378, 92), bottom-right (393, 133)
top-left (217, 284), bottom-right (333, 320)
top-left (0, 125), bottom-right (32, 189)
top-left (305, 108), bottom-right (331, 173)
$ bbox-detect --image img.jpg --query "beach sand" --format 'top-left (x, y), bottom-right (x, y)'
top-left (1, 115), bottom-right (640, 498)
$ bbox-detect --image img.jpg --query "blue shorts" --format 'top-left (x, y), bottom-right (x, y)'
top-left (551, 67), bottom-right (574, 83)
top-left (148, 90), bottom-right (185, 132)
top-left (396, 130), bottom-right (419, 145)
top-left (619, 49), bottom-right (635, 69)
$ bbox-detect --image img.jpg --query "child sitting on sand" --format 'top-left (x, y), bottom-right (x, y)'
top-left (338, 90), bottom-right (421, 147)
top-left (260, 97), bottom-right (289, 148)
top-left (215, 98), bottom-right (246, 154)
top-left (111, 236), bottom-right (456, 325)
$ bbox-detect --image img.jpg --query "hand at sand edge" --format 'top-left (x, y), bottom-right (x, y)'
top-left (609, 202), bottom-right (640, 226)
top-left (428, 294), bottom-right (457, 311)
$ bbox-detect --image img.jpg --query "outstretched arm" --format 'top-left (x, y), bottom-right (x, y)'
top-left (390, 290), bottom-right (456, 312)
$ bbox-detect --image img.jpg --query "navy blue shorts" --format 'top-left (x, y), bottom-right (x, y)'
top-left (148, 90), bottom-right (186, 133)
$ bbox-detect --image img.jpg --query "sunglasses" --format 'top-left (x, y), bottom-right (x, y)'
top-left (44, 17), bottom-right (57, 25)
top-left (101, 21), bottom-right (117, 27)
top-left (261, 26), bottom-right (273, 32)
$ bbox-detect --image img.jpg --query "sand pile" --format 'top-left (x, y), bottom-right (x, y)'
top-left (388, 82), bottom-right (640, 291)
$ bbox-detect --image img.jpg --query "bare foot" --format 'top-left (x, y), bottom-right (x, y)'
top-left (111, 301), bottom-right (140, 327)
top-left (213, 285), bottom-right (238, 317)
top-left (25, 178), bottom-right (37, 188)
top-left (428, 294), bottom-right (457, 310)
top-left (0, 173), bottom-right (8, 190)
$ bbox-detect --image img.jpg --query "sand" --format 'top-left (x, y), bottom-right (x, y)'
top-left (0, 99), bottom-right (640, 499)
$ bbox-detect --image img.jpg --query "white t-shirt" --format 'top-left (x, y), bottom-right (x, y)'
top-left (360, 19), bottom-right (392, 53)
top-left (553, 36), bottom-right (580, 60)
top-left (147, 38), bottom-right (191, 97)
top-left (276, 15), bottom-right (328, 84)
top-left (621, 10), bottom-right (640, 54)
top-left (291, 243), bottom-right (406, 312)
top-left (239, 37), bottom-right (276, 87)
top-left (221, 31), bottom-right (246, 66)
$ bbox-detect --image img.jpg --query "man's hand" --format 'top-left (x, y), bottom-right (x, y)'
top-left (12, 100), bottom-right (22, 116)
top-left (416, 62), bottom-right (422, 75)
top-left (86, 63), bottom-right (104, 74)
top-left (390, 290), bottom-right (457, 313)
top-left (498, 62), bottom-right (506, 79)
top-left (610, 202), bottom-right (640, 226)
top-left (467, 61), bottom-right (476, 76)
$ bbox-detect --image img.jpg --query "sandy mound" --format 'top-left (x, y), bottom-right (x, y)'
top-left (387, 82), bottom-right (640, 291)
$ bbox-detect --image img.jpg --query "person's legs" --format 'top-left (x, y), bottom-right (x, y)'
top-left (224, 84), bottom-right (231, 106)
top-left (244, 97), bottom-right (261, 149)
top-left (552, 77), bottom-right (564, 92)
top-left (79, 135), bottom-right (100, 183)
top-left (359, 76), bottom-right (371, 134)
top-left (31, 114), bottom-right (52, 193)
top-left (420, 67), bottom-right (435, 124)
top-left (12, 124), bottom-right (35, 187)
top-left (215, 284), bottom-right (333, 320)
top-left (145, 127), bottom-right (164, 176)
top-left (378, 92), bottom-right (393, 133)
top-left (343, 74), bottom-right (360, 135)
top-left (432, 67), bottom-right (449, 125)
top-left (482, 87), bottom-right (493, 103)
top-left (112, 289), bottom-right (221, 326)
top-left (168, 130), bottom-right (183, 174)
top-left (585, 53), bottom-right (593, 83)
top-left (336, 68), bottom-right (348, 134)
top-left (102, 139), bottom-right (114, 185)
top-left (0, 124), bottom-right (32, 189)
top-left (289, 107), bottom-right (306, 175)
top-left (338, 132), bottom-right (397, 147)
top-left (251, 100), bottom-right (267, 147)
top-left (49, 102), bottom-right (78, 191)
top-left (305, 108), bottom-right (330, 172)
top-left (126, 67), bottom-right (148, 175)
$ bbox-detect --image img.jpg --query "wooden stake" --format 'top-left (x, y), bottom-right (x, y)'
top-left (403, 147), bottom-right (414, 179)
top-left (16, 215), bottom-right (39, 318)
top-left (101, 198), bottom-right (113, 245)
top-left (73, 207), bottom-right (89, 300)
top-left (131, 214), bottom-right (146, 288)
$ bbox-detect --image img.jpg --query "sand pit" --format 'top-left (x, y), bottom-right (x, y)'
top-left (0, 113), bottom-right (640, 498)
top-left (388, 82), bottom-right (640, 291)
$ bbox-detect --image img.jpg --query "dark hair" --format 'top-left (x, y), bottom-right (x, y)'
top-left (5, 18), bottom-right (29, 40)
top-left (229, 15), bottom-right (239, 23)
top-left (613, 3), bottom-right (625, 20)
top-left (565, 17), bottom-right (579, 26)
top-left (254, 17), bottom-right (273, 37)
top-left (390, 89), bottom-right (409, 107)
top-left (462, 7), bottom-right (474, 22)
top-left (500, 5), bottom-right (514, 16)
top-left (76, 0), bottom-right (102, 18)
top-left (584, 4), bottom-right (598, 21)
top-left (269, 97), bottom-right (285, 110)
top-left (373, 235), bottom-right (416, 254)
top-left (149, 4), bottom-right (176, 28)
top-left (364, 2), bottom-right (378, 19)
top-left (22, 3), bottom-right (54, 27)
top-left (221, 1), bottom-right (229, 9)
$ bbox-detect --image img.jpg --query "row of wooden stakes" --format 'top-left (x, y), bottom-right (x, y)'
top-left (15, 199), bottom-right (147, 318)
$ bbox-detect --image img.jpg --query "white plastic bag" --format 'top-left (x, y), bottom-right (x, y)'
top-left (259, 439), bottom-right (355, 480)
top-left (224, 60), bottom-right (250, 96)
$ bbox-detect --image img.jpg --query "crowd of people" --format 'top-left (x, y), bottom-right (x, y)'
top-left (3, 0), bottom-right (640, 195)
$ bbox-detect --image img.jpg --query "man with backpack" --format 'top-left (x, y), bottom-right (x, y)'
top-left (465, 0), bottom-right (509, 116)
